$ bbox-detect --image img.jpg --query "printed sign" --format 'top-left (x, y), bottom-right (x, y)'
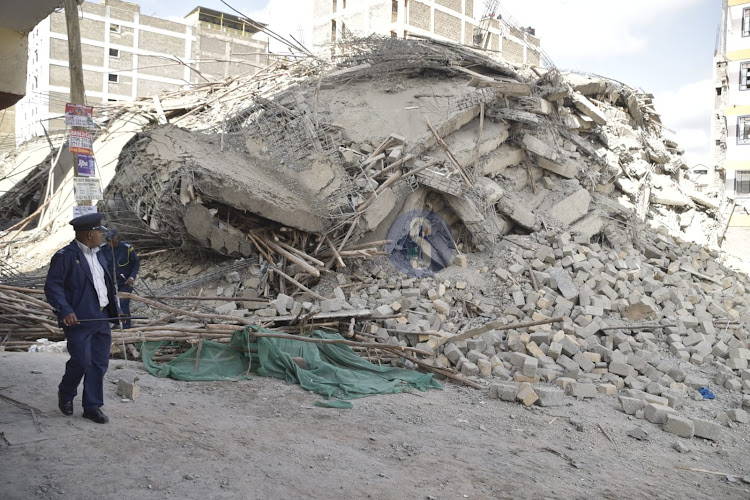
top-left (65, 103), bottom-right (94, 128)
top-left (76, 154), bottom-right (96, 177)
top-left (69, 130), bottom-right (93, 155)
top-left (386, 210), bottom-right (454, 278)
top-left (72, 205), bottom-right (98, 218)
top-left (73, 177), bottom-right (102, 201)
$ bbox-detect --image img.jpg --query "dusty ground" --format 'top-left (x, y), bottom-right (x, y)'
top-left (1, 351), bottom-right (749, 500)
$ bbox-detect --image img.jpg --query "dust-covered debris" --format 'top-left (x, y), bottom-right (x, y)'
top-left (2, 37), bottom-right (750, 448)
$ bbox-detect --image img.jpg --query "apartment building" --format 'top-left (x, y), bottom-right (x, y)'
top-left (14, 0), bottom-right (268, 144)
top-left (713, 0), bottom-right (750, 230)
top-left (311, 0), bottom-right (541, 66)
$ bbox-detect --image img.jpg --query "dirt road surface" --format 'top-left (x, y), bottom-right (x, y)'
top-left (1, 351), bottom-right (748, 499)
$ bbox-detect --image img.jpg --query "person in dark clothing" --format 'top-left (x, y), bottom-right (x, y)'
top-left (101, 228), bottom-right (140, 329)
top-left (45, 213), bottom-right (120, 424)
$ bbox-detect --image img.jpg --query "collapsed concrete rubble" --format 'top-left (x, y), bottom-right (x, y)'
top-left (93, 37), bottom-right (729, 258)
top-left (2, 37), bottom-right (749, 442)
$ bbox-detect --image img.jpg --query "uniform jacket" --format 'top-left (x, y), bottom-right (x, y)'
top-left (45, 240), bottom-right (120, 332)
top-left (102, 241), bottom-right (140, 288)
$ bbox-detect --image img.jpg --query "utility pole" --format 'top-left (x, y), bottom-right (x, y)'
top-left (63, 0), bottom-right (91, 207)
top-left (63, 0), bottom-right (85, 105)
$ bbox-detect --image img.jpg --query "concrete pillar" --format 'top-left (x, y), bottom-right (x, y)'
top-left (0, 27), bottom-right (28, 108)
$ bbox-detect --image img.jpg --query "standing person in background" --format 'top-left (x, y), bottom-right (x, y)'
top-left (45, 213), bottom-right (120, 424)
top-left (102, 228), bottom-right (140, 329)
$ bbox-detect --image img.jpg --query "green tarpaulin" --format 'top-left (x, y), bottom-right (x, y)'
top-left (141, 327), bottom-right (442, 405)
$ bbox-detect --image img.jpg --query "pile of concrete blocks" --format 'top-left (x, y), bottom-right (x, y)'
top-left (332, 215), bottom-right (750, 440)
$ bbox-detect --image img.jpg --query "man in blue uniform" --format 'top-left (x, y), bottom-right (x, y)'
top-left (102, 228), bottom-right (140, 329)
top-left (45, 213), bottom-right (120, 424)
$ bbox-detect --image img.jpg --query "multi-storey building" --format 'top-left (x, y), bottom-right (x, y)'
top-left (14, 0), bottom-right (268, 144)
top-left (311, 0), bottom-right (541, 66)
top-left (713, 0), bottom-right (750, 232)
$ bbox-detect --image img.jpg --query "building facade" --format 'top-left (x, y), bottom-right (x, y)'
top-left (311, 0), bottom-right (541, 66)
top-left (14, 0), bottom-right (268, 144)
top-left (713, 0), bottom-right (750, 229)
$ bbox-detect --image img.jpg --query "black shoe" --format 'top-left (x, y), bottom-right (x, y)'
top-left (82, 408), bottom-right (109, 424)
top-left (58, 392), bottom-right (73, 416)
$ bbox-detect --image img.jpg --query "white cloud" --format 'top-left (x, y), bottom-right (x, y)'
top-left (653, 79), bottom-right (714, 166)
top-left (492, 0), bottom-right (701, 59)
top-left (243, 0), bottom-right (313, 55)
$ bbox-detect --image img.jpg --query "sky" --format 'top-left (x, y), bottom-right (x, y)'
top-left (137, 0), bottom-right (721, 167)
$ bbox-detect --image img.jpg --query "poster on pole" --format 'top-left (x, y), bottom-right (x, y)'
top-left (73, 177), bottom-right (102, 201)
top-left (65, 103), bottom-right (94, 128)
top-left (76, 154), bottom-right (96, 177)
top-left (72, 205), bottom-right (98, 218)
top-left (69, 130), bottom-right (93, 155)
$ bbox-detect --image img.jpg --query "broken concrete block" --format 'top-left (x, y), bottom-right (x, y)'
top-left (432, 299), bottom-right (450, 315)
top-left (619, 396), bottom-right (645, 415)
top-left (116, 379), bottom-right (140, 400)
top-left (443, 343), bottom-right (462, 365)
top-left (489, 383), bottom-right (518, 401)
top-left (573, 351), bottom-right (595, 372)
top-left (522, 356), bottom-right (539, 377)
top-left (568, 382), bottom-right (596, 399)
top-left (549, 268), bottom-right (579, 301)
top-left (673, 441), bottom-right (690, 453)
top-left (663, 414), bottom-right (694, 439)
top-left (609, 361), bottom-right (634, 378)
top-left (215, 302), bottom-right (238, 314)
top-left (535, 387), bottom-right (565, 407)
top-left (521, 133), bottom-right (558, 161)
top-left (535, 156), bottom-right (578, 179)
top-left (572, 94), bottom-right (607, 126)
top-left (556, 354), bottom-right (580, 378)
top-left (627, 427), bottom-right (650, 441)
top-left (477, 358), bottom-right (492, 378)
top-left (644, 402), bottom-right (677, 424)
top-left (516, 386), bottom-right (539, 406)
top-left (225, 271), bottom-right (241, 283)
top-left (621, 300), bottom-right (659, 322)
top-left (727, 409), bottom-right (749, 423)
top-left (597, 383), bottom-right (616, 395)
top-left (547, 189), bottom-right (591, 226)
top-left (692, 418), bottom-right (722, 441)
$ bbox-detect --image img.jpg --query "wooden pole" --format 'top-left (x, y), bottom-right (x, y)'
top-left (63, 0), bottom-right (90, 207)
top-left (440, 316), bottom-right (566, 346)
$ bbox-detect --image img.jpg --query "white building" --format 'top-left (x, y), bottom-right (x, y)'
top-left (14, 0), bottom-right (268, 144)
top-left (714, 0), bottom-right (750, 230)
top-left (311, 0), bottom-right (541, 66)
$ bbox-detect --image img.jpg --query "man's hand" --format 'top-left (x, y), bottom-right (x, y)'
top-left (62, 313), bottom-right (79, 326)
top-left (125, 278), bottom-right (134, 286)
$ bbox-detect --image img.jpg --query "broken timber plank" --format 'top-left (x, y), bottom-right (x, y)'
top-left (152, 95), bottom-right (168, 124)
top-left (424, 117), bottom-right (473, 187)
top-left (440, 316), bottom-right (565, 346)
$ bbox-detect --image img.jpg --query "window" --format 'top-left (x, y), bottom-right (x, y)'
top-left (109, 48), bottom-right (120, 57)
top-left (110, 23), bottom-right (120, 33)
top-left (331, 20), bottom-right (336, 42)
top-left (737, 171), bottom-right (750, 195)
top-left (108, 73), bottom-right (119, 83)
top-left (332, 0), bottom-right (337, 12)
top-left (742, 62), bottom-right (750, 91)
top-left (738, 115), bottom-right (750, 145)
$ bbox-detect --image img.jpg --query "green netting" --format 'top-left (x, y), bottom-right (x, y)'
top-left (140, 326), bottom-right (442, 404)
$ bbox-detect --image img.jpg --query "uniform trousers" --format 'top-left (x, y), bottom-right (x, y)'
top-left (58, 310), bottom-right (111, 411)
